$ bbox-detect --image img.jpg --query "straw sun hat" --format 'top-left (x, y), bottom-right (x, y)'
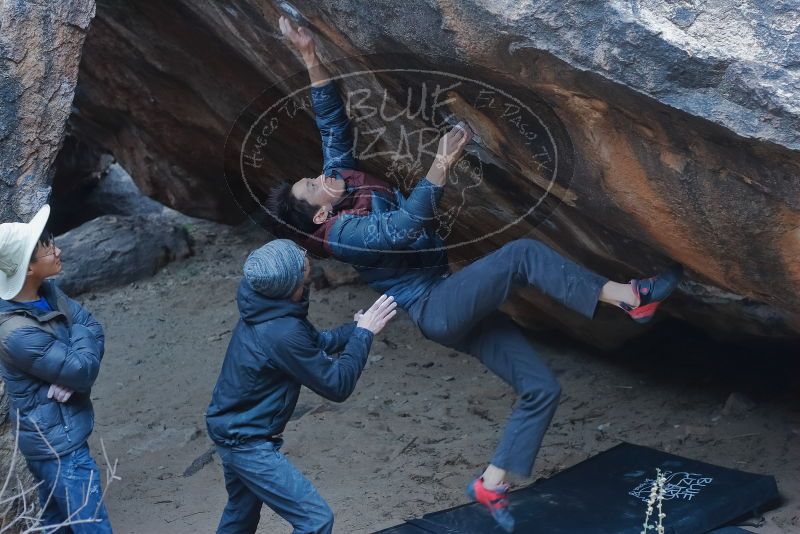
top-left (0, 205), bottom-right (51, 300)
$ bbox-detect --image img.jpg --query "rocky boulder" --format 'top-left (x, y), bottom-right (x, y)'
top-left (66, 0), bottom-right (800, 346)
top-left (56, 214), bottom-right (192, 296)
top-left (311, 258), bottom-right (361, 289)
top-left (83, 163), bottom-right (166, 218)
top-left (0, 0), bottom-right (95, 223)
top-left (50, 155), bottom-right (185, 233)
top-left (1, 1), bottom-right (96, 528)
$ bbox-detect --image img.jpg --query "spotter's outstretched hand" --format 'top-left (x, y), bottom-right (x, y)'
top-left (356, 295), bottom-right (398, 335)
top-left (436, 121), bottom-right (474, 169)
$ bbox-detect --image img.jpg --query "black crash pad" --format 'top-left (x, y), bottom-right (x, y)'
top-left (374, 443), bottom-right (777, 534)
top-left (377, 523), bottom-right (757, 534)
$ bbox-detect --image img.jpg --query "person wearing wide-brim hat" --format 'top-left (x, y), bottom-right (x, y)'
top-left (0, 204), bottom-right (113, 532)
top-left (0, 204), bottom-right (51, 300)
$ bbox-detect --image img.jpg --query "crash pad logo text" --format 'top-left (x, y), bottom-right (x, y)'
top-left (629, 471), bottom-right (714, 502)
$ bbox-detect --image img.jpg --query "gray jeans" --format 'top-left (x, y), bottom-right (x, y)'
top-left (408, 239), bottom-right (608, 475)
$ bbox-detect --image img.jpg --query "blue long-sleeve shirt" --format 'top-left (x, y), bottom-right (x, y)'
top-left (205, 279), bottom-right (373, 446)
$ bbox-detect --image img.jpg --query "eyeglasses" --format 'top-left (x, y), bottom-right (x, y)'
top-left (34, 241), bottom-right (57, 260)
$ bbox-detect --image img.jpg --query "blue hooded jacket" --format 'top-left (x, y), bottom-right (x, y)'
top-left (205, 279), bottom-right (373, 446)
top-left (0, 280), bottom-right (105, 460)
top-left (311, 82), bottom-right (449, 311)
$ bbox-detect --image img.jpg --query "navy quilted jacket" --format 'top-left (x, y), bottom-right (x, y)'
top-left (0, 280), bottom-right (105, 460)
top-left (205, 279), bottom-right (373, 446)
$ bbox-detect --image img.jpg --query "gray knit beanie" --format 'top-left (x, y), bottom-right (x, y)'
top-left (243, 239), bottom-right (306, 298)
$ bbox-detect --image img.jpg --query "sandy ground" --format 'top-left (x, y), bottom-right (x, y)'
top-left (71, 220), bottom-right (799, 533)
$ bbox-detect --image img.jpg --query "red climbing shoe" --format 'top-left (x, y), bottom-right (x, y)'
top-left (619, 264), bottom-right (683, 323)
top-left (467, 477), bottom-right (515, 532)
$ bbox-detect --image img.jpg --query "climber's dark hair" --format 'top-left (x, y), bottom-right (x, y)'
top-left (266, 181), bottom-right (321, 237)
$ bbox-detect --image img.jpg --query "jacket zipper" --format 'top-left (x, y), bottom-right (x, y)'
top-left (57, 403), bottom-right (71, 441)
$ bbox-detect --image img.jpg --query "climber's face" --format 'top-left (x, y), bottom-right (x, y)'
top-left (291, 174), bottom-right (345, 208)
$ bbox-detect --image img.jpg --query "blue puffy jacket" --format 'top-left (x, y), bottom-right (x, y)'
top-left (0, 280), bottom-right (105, 460)
top-left (312, 82), bottom-right (449, 311)
top-left (328, 182), bottom-right (449, 310)
top-left (205, 279), bottom-right (373, 446)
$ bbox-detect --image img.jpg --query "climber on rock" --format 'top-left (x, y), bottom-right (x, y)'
top-left (268, 16), bottom-right (683, 532)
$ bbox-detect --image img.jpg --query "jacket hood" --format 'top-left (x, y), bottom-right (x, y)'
top-left (236, 278), bottom-right (309, 324)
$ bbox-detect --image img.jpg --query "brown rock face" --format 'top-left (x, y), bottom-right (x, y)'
top-left (0, 0), bottom-right (96, 223)
top-left (69, 1), bottom-right (800, 345)
top-left (1, 1), bottom-right (96, 527)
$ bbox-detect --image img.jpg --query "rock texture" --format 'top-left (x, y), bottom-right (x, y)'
top-left (0, 0), bottom-right (96, 223)
top-left (55, 214), bottom-right (192, 296)
top-left (312, 258), bottom-right (361, 289)
top-left (83, 163), bottom-right (165, 218)
top-left (1, 2), bottom-right (96, 529)
top-left (68, 0), bottom-right (800, 345)
top-left (53, 163), bottom-right (196, 296)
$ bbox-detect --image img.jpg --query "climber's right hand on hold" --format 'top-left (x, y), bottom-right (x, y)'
top-left (427, 121), bottom-right (474, 186)
top-left (438, 121), bottom-right (473, 167)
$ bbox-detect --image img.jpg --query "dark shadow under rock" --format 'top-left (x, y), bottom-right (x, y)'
top-left (83, 163), bottom-right (166, 218)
